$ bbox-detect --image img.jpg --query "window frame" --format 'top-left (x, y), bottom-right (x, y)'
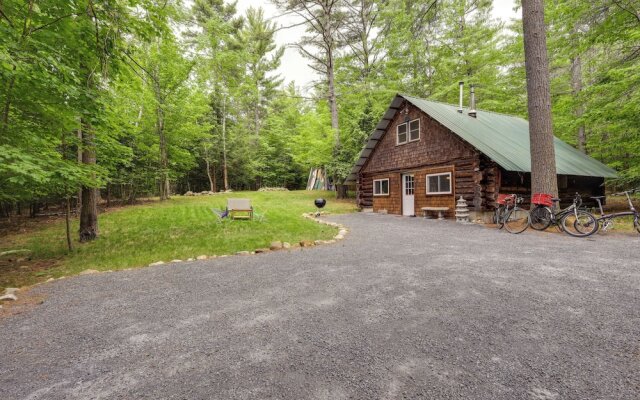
top-left (396, 118), bottom-right (420, 145)
top-left (426, 172), bottom-right (453, 195)
top-left (373, 178), bottom-right (390, 196)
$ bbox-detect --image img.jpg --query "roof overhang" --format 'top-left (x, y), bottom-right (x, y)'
top-left (344, 95), bottom-right (405, 184)
top-left (345, 93), bottom-right (617, 184)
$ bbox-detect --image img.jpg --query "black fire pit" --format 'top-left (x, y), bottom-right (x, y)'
top-left (314, 198), bottom-right (326, 216)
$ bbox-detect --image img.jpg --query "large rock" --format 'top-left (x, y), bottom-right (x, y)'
top-left (270, 241), bottom-right (283, 250)
top-left (184, 191), bottom-right (194, 196)
top-left (79, 269), bottom-right (99, 275)
top-left (282, 242), bottom-right (291, 249)
top-left (149, 261), bottom-right (165, 267)
top-left (196, 255), bottom-right (208, 260)
top-left (255, 248), bottom-right (270, 254)
top-left (4, 288), bottom-right (19, 296)
top-left (299, 240), bottom-right (315, 247)
top-left (0, 294), bottom-right (17, 301)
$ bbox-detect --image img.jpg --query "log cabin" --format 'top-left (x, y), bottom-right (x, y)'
top-left (344, 93), bottom-right (617, 219)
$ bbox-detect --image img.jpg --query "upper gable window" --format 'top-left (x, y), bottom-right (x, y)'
top-left (396, 118), bottom-right (420, 145)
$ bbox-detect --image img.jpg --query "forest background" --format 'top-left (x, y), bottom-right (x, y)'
top-left (1, 0), bottom-right (638, 215)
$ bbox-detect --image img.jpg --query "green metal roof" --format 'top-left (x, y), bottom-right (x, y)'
top-left (345, 94), bottom-right (617, 183)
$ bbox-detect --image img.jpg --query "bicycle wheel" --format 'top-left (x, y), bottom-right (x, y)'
top-left (493, 205), bottom-right (506, 228)
top-left (504, 207), bottom-right (530, 234)
top-left (529, 206), bottom-right (552, 231)
top-left (561, 209), bottom-right (598, 237)
top-left (634, 216), bottom-right (640, 234)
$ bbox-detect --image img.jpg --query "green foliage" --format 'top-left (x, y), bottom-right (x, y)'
top-left (2, 0), bottom-right (639, 210)
top-left (542, 1), bottom-right (640, 186)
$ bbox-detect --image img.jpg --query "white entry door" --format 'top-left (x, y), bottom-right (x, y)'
top-left (402, 174), bottom-right (415, 216)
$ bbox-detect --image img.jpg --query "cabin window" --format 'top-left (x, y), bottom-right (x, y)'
top-left (373, 179), bottom-right (390, 196)
top-left (396, 118), bottom-right (420, 145)
top-left (426, 172), bottom-right (452, 195)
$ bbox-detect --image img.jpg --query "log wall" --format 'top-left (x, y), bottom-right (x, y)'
top-left (359, 101), bottom-right (485, 215)
top-left (355, 100), bottom-right (608, 215)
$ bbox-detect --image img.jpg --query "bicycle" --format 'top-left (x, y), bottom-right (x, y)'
top-left (529, 192), bottom-right (598, 237)
top-left (494, 193), bottom-right (530, 234)
top-left (590, 188), bottom-right (640, 234)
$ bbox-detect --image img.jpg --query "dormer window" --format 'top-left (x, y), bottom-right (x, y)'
top-left (396, 118), bottom-right (420, 145)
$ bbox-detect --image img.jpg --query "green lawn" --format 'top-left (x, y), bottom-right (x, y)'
top-left (0, 191), bottom-right (356, 289)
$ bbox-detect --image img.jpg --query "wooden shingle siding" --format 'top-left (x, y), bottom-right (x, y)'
top-left (371, 173), bottom-right (401, 214)
top-left (361, 102), bottom-right (477, 175)
top-left (361, 101), bottom-right (482, 215)
top-left (416, 166), bottom-right (456, 218)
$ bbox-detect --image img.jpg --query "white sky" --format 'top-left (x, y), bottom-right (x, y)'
top-left (235, 0), bottom-right (518, 93)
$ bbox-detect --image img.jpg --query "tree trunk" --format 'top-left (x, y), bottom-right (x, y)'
top-left (211, 164), bottom-right (217, 192)
top-left (327, 48), bottom-right (339, 148)
top-left (77, 125), bottom-right (83, 213)
top-left (327, 49), bottom-right (347, 199)
top-left (65, 197), bottom-right (73, 252)
top-left (30, 202), bottom-right (38, 218)
top-left (571, 55), bottom-right (586, 153)
top-left (127, 185), bottom-right (137, 205)
top-left (205, 158), bottom-right (215, 192)
top-left (157, 100), bottom-right (169, 200)
top-left (522, 0), bottom-right (558, 197)
top-left (222, 95), bottom-right (229, 191)
top-left (79, 121), bottom-right (98, 242)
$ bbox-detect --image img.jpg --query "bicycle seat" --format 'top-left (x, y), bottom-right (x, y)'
top-left (591, 196), bottom-right (606, 199)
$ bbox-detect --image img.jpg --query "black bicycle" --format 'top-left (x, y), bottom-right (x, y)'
top-left (529, 193), bottom-right (598, 237)
top-left (494, 193), bottom-right (530, 234)
top-left (590, 188), bottom-right (640, 234)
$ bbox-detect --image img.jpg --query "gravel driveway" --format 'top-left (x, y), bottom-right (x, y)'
top-left (1, 213), bottom-right (639, 399)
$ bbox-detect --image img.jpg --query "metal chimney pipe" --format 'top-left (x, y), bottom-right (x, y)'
top-left (468, 84), bottom-right (477, 118)
top-left (458, 81), bottom-right (464, 113)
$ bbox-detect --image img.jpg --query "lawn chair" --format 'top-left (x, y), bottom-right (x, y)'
top-left (227, 198), bottom-right (253, 220)
top-left (211, 208), bottom-right (229, 223)
top-left (253, 209), bottom-right (267, 222)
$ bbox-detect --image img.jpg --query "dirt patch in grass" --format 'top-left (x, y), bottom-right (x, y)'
top-left (0, 287), bottom-right (47, 319)
top-left (0, 257), bottom-right (60, 289)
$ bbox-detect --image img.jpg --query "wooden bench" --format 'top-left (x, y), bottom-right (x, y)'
top-left (421, 206), bottom-right (449, 220)
top-left (227, 198), bottom-right (253, 220)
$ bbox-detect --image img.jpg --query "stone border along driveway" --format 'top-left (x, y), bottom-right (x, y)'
top-left (0, 212), bottom-right (349, 306)
top-left (145, 212), bottom-right (349, 266)
top-left (1, 212), bottom-right (639, 399)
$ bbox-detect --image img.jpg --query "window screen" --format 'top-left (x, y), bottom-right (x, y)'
top-left (374, 179), bottom-right (389, 195)
top-left (409, 119), bottom-right (420, 141)
top-left (426, 173), bottom-right (452, 194)
top-left (397, 124), bottom-right (407, 144)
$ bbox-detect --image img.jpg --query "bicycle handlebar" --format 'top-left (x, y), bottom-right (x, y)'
top-left (611, 188), bottom-right (640, 196)
top-left (502, 194), bottom-right (524, 205)
top-left (573, 192), bottom-right (582, 207)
